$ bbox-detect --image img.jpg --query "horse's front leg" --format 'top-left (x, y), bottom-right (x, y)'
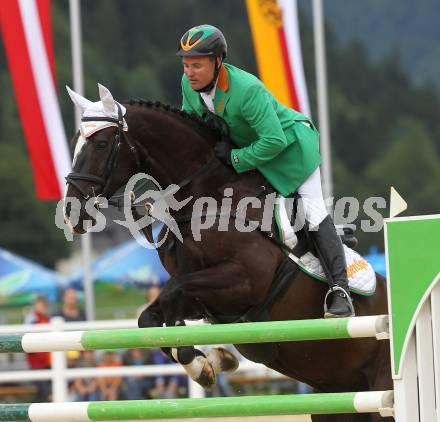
top-left (137, 298), bottom-right (164, 329)
top-left (141, 263), bottom-right (249, 389)
top-left (137, 282), bottom-right (218, 389)
top-left (169, 320), bottom-right (218, 389)
top-left (158, 263), bottom-right (253, 386)
top-left (137, 297), bottom-right (177, 368)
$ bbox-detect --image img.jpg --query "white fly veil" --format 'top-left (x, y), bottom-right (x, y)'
top-left (66, 83), bottom-right (128, 137)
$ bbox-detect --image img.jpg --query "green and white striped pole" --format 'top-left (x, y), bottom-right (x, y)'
top-left (0, 392), bottom-right (394, 421)
top-left (0, 315), bottom-right (388, 353)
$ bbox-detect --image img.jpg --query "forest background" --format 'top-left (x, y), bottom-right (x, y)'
top-left (1, 0), bottom-right (439, 268)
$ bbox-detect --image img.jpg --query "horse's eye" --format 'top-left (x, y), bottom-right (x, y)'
top-left (96, 140), bottom-right (108, 149)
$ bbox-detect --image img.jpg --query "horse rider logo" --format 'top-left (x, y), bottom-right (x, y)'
top-left (114, 173), bottom-right (192, 249)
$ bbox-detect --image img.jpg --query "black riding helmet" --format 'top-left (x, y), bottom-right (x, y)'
top-left (177, 25), bottom-right (227, 92)
top-left (177, 24), bottom-right (227, 59)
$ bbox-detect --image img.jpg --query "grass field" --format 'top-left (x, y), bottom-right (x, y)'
top-left (0, 284), bottom-right (146, 324)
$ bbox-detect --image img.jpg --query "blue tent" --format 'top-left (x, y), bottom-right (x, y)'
top-left (0, 248), bottom-right (67, 304)
top-left (69, 239), bottom-right (169, 289)
top-left (364, 246), bottom-right (387, 277)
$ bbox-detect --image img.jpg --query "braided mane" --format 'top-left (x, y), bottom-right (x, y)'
top-left (123, 98), bottom-right (229, 142)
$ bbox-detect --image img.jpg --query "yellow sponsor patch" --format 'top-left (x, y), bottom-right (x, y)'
top-left (347, 259), bottom-right (369, 279)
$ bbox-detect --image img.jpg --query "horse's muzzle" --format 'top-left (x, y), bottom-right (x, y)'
top-left (64, 200), bottom-right (97, 235)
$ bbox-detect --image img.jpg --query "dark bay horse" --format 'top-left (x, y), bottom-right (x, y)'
top-left (64, 95), bottom-right (392, 422)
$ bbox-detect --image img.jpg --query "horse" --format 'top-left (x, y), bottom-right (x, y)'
top-left (64, 87), bottom-right (392, 422)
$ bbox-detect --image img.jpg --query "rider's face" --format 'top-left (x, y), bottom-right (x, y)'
top-left (182, 56), bottom-right (218, 91)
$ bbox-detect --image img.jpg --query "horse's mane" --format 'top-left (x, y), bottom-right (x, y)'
top-left (123, 98), bottom-right (230, 144)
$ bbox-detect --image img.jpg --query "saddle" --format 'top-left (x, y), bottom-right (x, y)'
top-left (274, 194), bottom-right (376, 296)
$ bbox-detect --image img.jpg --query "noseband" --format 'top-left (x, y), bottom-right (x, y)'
top-left (66, 104), bottom-right (140, 199)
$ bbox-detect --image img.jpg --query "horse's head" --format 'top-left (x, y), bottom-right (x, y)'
top-left (64, 84), bottom-right (140, 234)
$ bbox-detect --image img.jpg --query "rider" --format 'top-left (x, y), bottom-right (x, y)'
top-left (176, 24), bottom-right (354, 318)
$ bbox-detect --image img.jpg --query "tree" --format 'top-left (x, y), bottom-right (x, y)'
top-left (0, 143), bottom-right (70, 267)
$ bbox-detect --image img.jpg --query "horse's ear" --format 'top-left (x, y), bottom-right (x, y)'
top-left (98, 83), bottom-right (116, 114)
top-left (66, 86), bottom-right (93, 112)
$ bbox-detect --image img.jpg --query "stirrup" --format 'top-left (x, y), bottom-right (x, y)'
top-left (323, 286), bottom-right (355, 318)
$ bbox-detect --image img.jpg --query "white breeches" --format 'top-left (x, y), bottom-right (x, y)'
top-left (297, 167), bottom-right (329, 228)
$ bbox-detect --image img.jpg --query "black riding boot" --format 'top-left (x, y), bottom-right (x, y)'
top-left (309, 215), bottom-right (355, 318)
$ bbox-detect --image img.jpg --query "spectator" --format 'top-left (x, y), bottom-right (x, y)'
top-left (206, 372), bottom-right (232, 397)
top-left (120, 349), bottom-right (152, 400)
top-left (136, 284), bottom-right (161, 318)
top-left (69, 351), bottom-right (99, 401)
top-left (137, 285), bottom-right (184, 398)
top-left (24, 295), bottom-right (51, 401)
top-left (148, 349), bottom-right (182, 399)
top-left (66, 350), bottom-right (80, 368)
top-left (54, 288), bottom-right (86, 322)
top-left (97, 351), bottom-right (122, 400)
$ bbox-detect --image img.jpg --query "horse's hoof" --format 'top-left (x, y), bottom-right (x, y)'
top-left (206, 347), bottom-right (240, 373)
top-left (184, 355), bottom-right (216, 389)
top-left (194, 357), bottom-right (216, 389)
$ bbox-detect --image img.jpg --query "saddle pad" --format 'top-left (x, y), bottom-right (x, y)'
top-left (274, 196), bottom-right (376, 296)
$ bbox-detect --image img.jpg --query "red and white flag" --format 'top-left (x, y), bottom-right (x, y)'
top-left (0, 0), bottom-right (71, 200)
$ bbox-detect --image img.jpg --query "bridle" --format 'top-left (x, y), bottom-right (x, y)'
top-left (65, 104), bottom-right (141, 199)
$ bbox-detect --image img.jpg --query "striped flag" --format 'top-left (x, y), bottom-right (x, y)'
top-left (0, 0), bottom-right (71, 200)
top-left (246, 0), bottom-right (311, 117)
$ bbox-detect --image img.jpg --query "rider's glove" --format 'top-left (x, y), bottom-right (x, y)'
top-left (214, 141), bottom-right (233, 166)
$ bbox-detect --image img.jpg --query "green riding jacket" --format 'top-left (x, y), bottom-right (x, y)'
top-left (181, 63), bottom-right (321, 196)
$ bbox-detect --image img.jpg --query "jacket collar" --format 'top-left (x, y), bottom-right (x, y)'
top-left (217, 64), bottom-right (229, 92)
top-left (213, 64), bottom-right (230, 116)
